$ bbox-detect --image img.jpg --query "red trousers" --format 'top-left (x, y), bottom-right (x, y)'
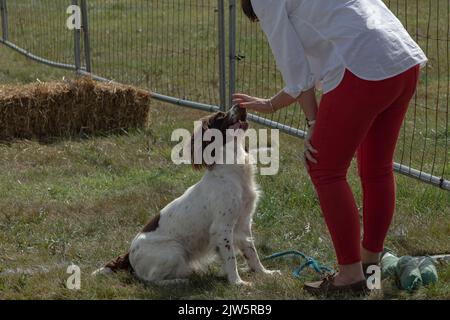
top-left (308, 65), bottom-right (420, 265)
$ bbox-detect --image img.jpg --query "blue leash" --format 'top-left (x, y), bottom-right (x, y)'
top-left (262, 250), bottom-right (334, 278)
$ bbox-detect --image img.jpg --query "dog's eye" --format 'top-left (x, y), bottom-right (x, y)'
top-left (205, 112), bottom-right (228, 130)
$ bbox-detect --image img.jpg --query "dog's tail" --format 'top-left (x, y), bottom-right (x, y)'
top-left (104, 252), bottom-right (134, 274)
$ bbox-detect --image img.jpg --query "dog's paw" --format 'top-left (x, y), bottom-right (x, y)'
top-left (233, 279), bottom-right (252, 287)
top-left (260, 269), bottom-right (282, 276)
top-left (91, 267), bottom-right (113, 277)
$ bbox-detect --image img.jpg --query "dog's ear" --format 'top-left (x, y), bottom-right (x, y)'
top-left (190, 112), bottom-right (227, 170)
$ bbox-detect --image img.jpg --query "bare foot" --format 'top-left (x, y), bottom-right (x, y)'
top-left (361, 245), bottom-right (381, 265)
top-left (332, 272), bottom-right (365, 286)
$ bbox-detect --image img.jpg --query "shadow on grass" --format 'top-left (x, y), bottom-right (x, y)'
top-left (110, 271), bottom-right (231, 300)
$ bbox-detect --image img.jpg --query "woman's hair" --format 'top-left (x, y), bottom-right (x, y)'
top-left (241, 0), bottom-right (258, 22)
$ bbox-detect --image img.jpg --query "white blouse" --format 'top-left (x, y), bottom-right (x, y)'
top-left (250, 0), bottom-right (428, 97)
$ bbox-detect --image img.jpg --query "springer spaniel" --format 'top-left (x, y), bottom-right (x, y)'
top-left (92, 105), bottom-right (278, 285)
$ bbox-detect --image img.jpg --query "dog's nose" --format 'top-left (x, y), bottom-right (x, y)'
top-left (227, 104), bottom-right (238, 119)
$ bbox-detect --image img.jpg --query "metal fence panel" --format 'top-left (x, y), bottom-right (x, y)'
top-left (4, 0), bottom-right (75, 68)
top-left (0, 0), bottom-right (448, 191)
top-left (86, 0), bottom-right (221, 107)
top-left (0, 0), bottom-right (8, 41)
top-left (234, 0), bottom-right (449, 189)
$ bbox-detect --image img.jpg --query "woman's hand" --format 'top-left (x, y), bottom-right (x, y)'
top-left (303, 122), bottom-right (318, 171)
top-left (233, 91), bottom-right (319, 171)
top-left (232, 93), bottom-right (275, 114)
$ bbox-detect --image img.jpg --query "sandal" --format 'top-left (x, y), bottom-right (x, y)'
top-left (303, 273), bottom-right (369, 297)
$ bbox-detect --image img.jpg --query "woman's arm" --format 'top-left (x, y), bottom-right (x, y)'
top-left (232, 90), bottom-right (295, 114)
top-left (232, 89), bottom-right (319, 169)
top-left (298, 88), bottom-right (318, 121)
top-left (232, 87), bottom-right (318, 119)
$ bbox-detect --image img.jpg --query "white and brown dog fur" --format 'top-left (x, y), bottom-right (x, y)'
top-left (92, 105), bottom-right (278, 285)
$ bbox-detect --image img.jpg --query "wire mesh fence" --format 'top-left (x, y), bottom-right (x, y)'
top-left (0, 0), bottom-right (448, 191)
top-left (0, 0), bottom-right (79, 70)
top-left (86, 0), bottom-right (222, 107)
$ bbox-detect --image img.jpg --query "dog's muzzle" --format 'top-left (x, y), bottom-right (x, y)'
top-left (228, 104), bottom-right (248, 131)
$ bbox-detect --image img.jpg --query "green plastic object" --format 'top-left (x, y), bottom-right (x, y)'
top-left (381, 252), bottom-right (399, 279)
top-left (417, 256), bottom-right (439, 286)
top-left (396, 256), bottom-right (423, 292)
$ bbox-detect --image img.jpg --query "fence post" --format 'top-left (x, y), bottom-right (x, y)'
top-left (72, 0), bottom-right (81, 72)
top-left (228, 0), bottom-right (237, 110)
top-left (0, 0), bottom-right (8, 41)
top-left (217, 0), bottom-right (227, 111)
top-left (80, 0), bottom-right (91, 72)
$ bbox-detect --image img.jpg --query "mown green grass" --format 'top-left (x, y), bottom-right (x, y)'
top-left (0, 45), bottom-right (449, 300)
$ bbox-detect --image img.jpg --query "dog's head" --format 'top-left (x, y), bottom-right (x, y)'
top-left (191, 105), bottom-right (248, 170)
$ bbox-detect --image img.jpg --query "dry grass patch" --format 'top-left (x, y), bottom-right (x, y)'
top-left (0, 77), bottom-right (150, 140)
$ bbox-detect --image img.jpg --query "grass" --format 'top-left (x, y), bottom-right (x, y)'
top-left (0, 1), bottom-right (449, 299)
top-left (3, 0), bottom-right (449, 180)
top-left (0, 45), bottom-right (449, 300)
